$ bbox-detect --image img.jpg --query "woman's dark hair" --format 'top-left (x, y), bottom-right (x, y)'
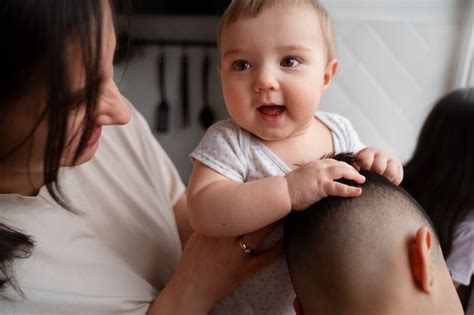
top-left (402, 87), bottom-right (474, 256)
top-left (0, 0), bottom-right (128, 297)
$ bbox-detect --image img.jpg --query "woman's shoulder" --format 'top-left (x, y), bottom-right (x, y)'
top-left (455, 210), bottom-right (474, 234)
top-left (450, 210), bottom-right (474, 257)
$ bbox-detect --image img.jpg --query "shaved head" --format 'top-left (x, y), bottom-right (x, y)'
top-left (284, 154), bottom-right (442, 315)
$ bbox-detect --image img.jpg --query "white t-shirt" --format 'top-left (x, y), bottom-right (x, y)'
top-left (0, 106), bottom-right (185, 314)
top-left (191, 112), bottom-right (365, 315)
top-left (446, 210), bottom-right (474, 315)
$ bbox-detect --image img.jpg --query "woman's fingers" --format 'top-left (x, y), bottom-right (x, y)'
top-left (242, 223), bottom-right (279, 250)
top-left (244, 240), bottom-right (284, 275)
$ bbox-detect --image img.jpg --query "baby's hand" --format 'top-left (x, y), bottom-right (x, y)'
top-left (284, 159), bottom-right (365, 211)
top-left (356, 147), bottom-right (403, 185)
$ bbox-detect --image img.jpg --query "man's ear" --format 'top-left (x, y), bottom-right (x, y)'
top-left (217, 64), bottom-right (222, 76)
top-left (323, 59), bottom-right (338, 91)
top-left (409, 227), bottom-right (436, 293)
top-left (293, 297), bottom-right (304, 315)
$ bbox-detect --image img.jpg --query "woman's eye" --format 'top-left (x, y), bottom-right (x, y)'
top-left (280, 57), bottom-right (300, 68)
top-left (232, 60), bottom-right (252, 71)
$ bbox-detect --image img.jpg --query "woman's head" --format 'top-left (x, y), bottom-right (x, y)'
top-left (403, 87), bottom-right (474, 254)
top-left (0, 0), bottom-right (131, 296)
top-left (0, 0), bottom-right (130, 196)
top-left (413, 88), bottom-right (474, 169)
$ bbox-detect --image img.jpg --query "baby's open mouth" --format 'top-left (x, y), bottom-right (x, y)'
top-left (258, 105), bottom-right (286, 118)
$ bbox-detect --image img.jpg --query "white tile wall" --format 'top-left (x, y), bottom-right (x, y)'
top-left (320, 0), bottom-right (467, 161)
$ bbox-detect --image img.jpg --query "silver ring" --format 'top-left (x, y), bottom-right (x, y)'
top-left (238, 236), bottom-right (253, 255)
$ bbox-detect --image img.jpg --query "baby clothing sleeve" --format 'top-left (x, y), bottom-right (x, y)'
top-left (316, 112), bottom-right (366, 153)
top-left (190, 120), bottom-right (249, 182)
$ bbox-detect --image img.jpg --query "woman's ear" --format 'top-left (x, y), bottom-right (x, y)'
top-left (217, 65), bottom-right (222, 76)
top-left (323, 59), bottom-right (338, 91)
top-left (293, 297), bottom-right (304, 315)
top-left (409, 226), bottom-right (435, 293)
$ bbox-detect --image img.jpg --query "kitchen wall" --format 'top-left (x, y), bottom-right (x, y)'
top-left (115, 16), bottom-right (223, 181)
top-left (115, 0), bottom-right (471, 182)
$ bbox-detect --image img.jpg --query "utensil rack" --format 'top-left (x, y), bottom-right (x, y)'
top-left (116, 35), bottom-right (219, 132)
top-left (130, 37), bottom-right (217, 48)
top-left (114, 32), bottom-right (217, 64)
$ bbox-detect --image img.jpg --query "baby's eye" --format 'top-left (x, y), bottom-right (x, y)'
top-left (280, 57), bottom-right (300, 68)
top-left (232, 60), bottom-right (252, 71)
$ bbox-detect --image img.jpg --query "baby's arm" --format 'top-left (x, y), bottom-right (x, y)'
top-left (187, 161), bottom-right (291, 237)
top-left (356, 147), bottom-right (403, 184)
top-left (187, 159), bottom-right (365, 237)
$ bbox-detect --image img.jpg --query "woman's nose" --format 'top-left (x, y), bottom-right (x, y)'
top-left (253, 66), bottom-right (280, 93)
top-left (94, 79), bottom-right (131, 126)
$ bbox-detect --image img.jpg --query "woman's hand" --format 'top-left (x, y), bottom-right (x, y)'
top-left (148, 224), bottom-right (283, 314)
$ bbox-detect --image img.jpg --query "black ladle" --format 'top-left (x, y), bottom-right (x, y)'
top-left (199, 53), bottom-right (216, 129)
top-left (180, 48), bottom-right (190, 128)
top-left (156, 51), bottom-right (169, 132)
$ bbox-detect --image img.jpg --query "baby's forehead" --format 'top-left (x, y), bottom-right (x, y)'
top-left (218, 2), bottom-right (335, 59)
top-left (221, 2), bottom-right (323, 32)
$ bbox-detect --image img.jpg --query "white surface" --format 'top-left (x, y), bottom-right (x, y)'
top-left (319, 0), bottom-right (466, 162)
top-left (455, 0), bottom-right (474, 86)
top-left (115, 16), bottom-right (224, 182)
top-left (116, 0), bottom-right (470, 180)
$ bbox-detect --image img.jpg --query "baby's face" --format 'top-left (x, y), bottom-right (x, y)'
top-left (219, 4), bottom-right (335, 141)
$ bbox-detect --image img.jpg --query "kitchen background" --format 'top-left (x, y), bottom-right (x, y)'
top-left (114, 0), bottom-right (474, 182)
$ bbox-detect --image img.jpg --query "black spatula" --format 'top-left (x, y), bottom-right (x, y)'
top-left (180, 49), bottom-right (190, 128)
top-left (156, 52), bottom-right (169, 132)
top-left (199, 53), bottom-right (216, 129)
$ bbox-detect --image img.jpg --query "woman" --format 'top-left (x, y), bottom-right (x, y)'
top-left (0, 0), bottom-right (281, 313)
top-left (403, 87), bottom-right (474, 314)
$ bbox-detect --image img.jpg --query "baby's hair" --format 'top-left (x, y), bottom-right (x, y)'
top-left (218, 0), bottom-right (337, 61)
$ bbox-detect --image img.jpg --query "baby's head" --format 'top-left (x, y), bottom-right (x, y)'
top-left (284, 154), bottom-right (463, 315)
top-left (218, 0), bottom-right (336, 61)
top-left (217, 0), bottom-right (338, 141)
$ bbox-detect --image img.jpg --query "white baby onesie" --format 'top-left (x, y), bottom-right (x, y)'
top-left (191, 111), bottom-right (365, 315)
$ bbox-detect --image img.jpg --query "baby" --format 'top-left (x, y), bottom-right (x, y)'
top-left (188, 0), bottom-right (403, 314)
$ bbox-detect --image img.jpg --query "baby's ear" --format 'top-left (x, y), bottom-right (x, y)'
top-left (409, 227), bottom-right (436, 293)
top-left (293, 297), bottom-right (304, 315)
top-left (323, 59), bottom-right (338, 91)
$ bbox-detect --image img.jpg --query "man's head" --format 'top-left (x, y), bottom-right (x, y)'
top-left (285, 154), bottom-right (463, 315)
top-left (217, 0), bottom-right (338, 142)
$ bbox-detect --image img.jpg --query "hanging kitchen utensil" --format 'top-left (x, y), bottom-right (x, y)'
top-left (199, 52), bottom-right (216, 129)
top-left (156, 50), bottom-right (169, 132)
top-left (180, 47), bottom-right (190, 128)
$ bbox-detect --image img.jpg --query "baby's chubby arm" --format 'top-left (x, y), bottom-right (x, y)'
top-left (187, 161), bottom-right (292, 237)
top-left (187, 159), bottom-right (365, 237)
top-left (356, 147), bottom-right (404, 185)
